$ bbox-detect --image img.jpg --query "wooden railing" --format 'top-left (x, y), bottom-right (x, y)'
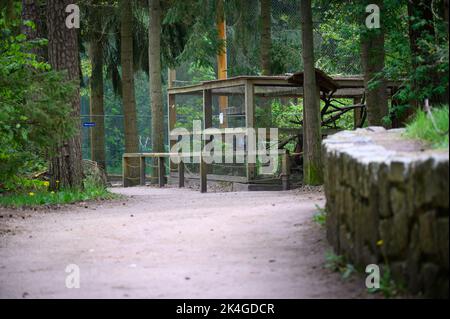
top-left (123, 150), bottom-right (291, 193)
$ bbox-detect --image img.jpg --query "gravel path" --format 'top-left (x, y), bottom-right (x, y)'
top-left (0, 187), bottom-right (370, 299)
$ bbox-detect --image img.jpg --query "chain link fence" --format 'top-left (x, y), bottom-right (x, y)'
top-left (81, 1), bottom-right (360, 178)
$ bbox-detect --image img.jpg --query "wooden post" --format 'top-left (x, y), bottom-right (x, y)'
top-left (123, 156), bottom-right (129, 187)
top-left (168, 69), bottom-right (177, 173)
top-left (245, 81), bottom-right (256, 182)
top-left (168, 93), bottom-right (176, 172)
top-left (354, 96), bottom-right (362, 129)
top-left (168, 68), bottom-right (176, 88)
top-left (216, 0), bottom-right (228, 128)
top-left (281, 152), bottom-right (290, 191)
top-left (201, 89), bottom-right (212, 193)
top-left (140, 156), bottom-right (146, 186)
top-left (200, 152), bottom-right (207, 193)
top-left (158, 156), bottom-right (165, 187)
top-left (178, 160), bottom-right (185, 188)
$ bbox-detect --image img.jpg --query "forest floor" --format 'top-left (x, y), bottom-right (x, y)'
top-left (0, 187), bottom-right (373, 299)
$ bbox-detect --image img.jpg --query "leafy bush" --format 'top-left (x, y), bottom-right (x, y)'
top-left (404, 106), bottom-right (449, 149)
top-left (313, 204), bottom-right (327, 226)
top-left (0, 19), bottom-right (77, 187)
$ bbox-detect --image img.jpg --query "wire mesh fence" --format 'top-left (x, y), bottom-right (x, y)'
top-left (81, 1), bottom-right (360, 179)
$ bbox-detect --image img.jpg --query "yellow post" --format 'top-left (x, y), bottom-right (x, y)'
top-left (216, 0), bottom-right (228, 128)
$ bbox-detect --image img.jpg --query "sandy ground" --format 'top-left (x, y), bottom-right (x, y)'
top-left (0, 187), bottom-right (371, 299)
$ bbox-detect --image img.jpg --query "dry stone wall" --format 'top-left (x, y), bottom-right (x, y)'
top-left (323, 127), bottom-right (449, 298)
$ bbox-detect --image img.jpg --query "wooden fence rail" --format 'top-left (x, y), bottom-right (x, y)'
top-left (122, 150), bottom-right (290, 193)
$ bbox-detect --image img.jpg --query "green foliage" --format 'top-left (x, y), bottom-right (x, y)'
top-left (0, 177), bottom-right (117, 208)
top-left (313, 204), bottom-right (327, 226)
top-left (367, 266), bottom-right (404, 298)
top-left (0, 18), bottom-right (78, 185)
top-left (324, 251), bottom-right (355, 280)
top-left (404, 106), bottom-right (449, 149)
top-left (1, 176), bottom-right (49, 194)
top-left (163, 0), bottom-right (222, 68)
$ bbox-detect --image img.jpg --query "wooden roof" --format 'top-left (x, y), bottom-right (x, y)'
top-left (287, 68), bottom-right (339, 93)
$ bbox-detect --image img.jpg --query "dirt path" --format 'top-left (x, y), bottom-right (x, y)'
top-left (0, 187), bottom-right (370, 299)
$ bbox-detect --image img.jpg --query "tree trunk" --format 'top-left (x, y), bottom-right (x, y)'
top-left (301, 0), bottom-right (323, 185)
top-left (46, 0), bottom-right (83, 190)
top-left (21, 0), bottom-right (47, 61)
top-left (260, 0), bottom-right (272, 76)
top-left (149, 0), bottom-right (165, 184)
top-left (259, 0), bottom-right (273, 126)
top-left (120, 0), bottom-right (140, 185)
top-left (361, 0), bottom-right (388, 127)
top-left (89, 17), bottom-right (106, 171)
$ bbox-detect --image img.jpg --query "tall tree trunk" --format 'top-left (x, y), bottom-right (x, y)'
top-left (259, 0), bottom-right (273, 127)
top-left (149, 0), bottom-right (164, 183)
top-left (260, 0), bottom-right (272, 75)
top-left (21, 0), bottom-right (47, 61)
top-left (120, 0), bottom-right (139, 185)
top-left (301, 0), bottom-right (323, 185)
top-left (46, 0), bottom-right (83, 190)
top-left (361, 0), bottom-right (388, 127)
top-left (89, 15), bottom-right (106, 171)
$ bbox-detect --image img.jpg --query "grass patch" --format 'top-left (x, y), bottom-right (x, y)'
top-left (404, 106), bottom-right (449, 149)
top-left (367, 266), bottom-right (404, 298)
top-left (0, 177), bottom-right (117, 208)
top-left (324, 251), bottom-right (356, 280)
top-left (313, 204), bottom-right (327, 226)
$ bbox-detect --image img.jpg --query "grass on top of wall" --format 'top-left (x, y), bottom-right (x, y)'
top-left (404, 106), bottom-right (449, 149)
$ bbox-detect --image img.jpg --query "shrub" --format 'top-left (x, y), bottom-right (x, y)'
top-left (0, 19), bottom-right (77, 187)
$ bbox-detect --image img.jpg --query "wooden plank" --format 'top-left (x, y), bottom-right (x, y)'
top-left (140, 156), bottom-right (146, 186)
top-left (170, 172), bottom-right (247, 184)
top-left (123, 152), bottom-right (179, 158)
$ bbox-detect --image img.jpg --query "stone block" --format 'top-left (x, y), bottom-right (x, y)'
top-left (389, 160), bottom-right (407, 183)
top-left (418, 210), bottom-right (438, 256)
top-left (377, 163), bottom-right (392, 218)
top-left (436, 218), bottom-right (449, 269)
